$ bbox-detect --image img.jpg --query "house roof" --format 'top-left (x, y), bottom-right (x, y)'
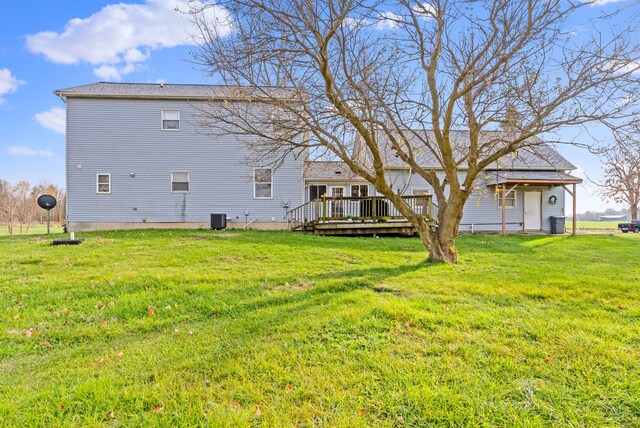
top-left (54, 82), bottom-right (299, 100)
top-left (378, 130), bottom-right (576, 171)
top-left (304, 161), bottom-right (367, 181)
top-left (305, 131), bottom-right (577, 179)
top-left (488, 170), bottom-right (583, 185)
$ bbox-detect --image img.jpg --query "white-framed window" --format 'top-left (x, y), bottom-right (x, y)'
top-left (308, 184), bottom-right (327, 201)
top-left (498, 190), bottom-right (516, 208)
top-left (161, 110), bottom-right (180, 130)
top-left (411, 188), bottom-right (430, 196)
top-left (171, 172), bottom-right (190, 192)
top-left (96, 173), bottom-right (111, 194)
top-left (351, 184), bottom-right (369, 197)
top-left (254, 168), bottom-right (273, 199)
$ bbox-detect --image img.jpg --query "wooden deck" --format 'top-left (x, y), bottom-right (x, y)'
top-left (310, 220), bottom-right (425, 236)
top-left (287, 195), bottom-right (436, 236)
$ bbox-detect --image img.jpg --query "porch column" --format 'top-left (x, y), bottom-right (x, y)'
top-left (572, 183), bottom-right (577, 235)
top-left (501, 183), bottom-right (506, 236)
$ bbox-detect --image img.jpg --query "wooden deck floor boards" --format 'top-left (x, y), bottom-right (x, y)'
top-left (301, 220), bottom-right (436, 236)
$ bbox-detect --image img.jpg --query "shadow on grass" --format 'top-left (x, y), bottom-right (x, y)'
top-left (457, 234), bottom-right (563, 256)
top-left (201, 261), bottom-right (432, 314)
top-left (23, 262), bottom-right (431, 364)
top-left (233, 230), bottom-right (425, 254)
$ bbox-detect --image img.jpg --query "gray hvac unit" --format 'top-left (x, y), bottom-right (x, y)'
top-left (211, 213), bottom-right (227, 230)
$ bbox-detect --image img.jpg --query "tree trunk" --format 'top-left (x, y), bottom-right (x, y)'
top-left (410, 194), bottom-right (467, 263)
top-left (631, 203), bottom-right (638, 221)
top-left (426, 228), bottom-right (458, 263)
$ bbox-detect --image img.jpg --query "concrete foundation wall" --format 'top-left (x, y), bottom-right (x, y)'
top-left (68, 221), bottom-right (289, 232)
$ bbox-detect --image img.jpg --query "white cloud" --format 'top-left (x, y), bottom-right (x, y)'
top-left (372, 4), bottom-right (434, 31)
top-left (618, 61), bottom-right (640, 74)
top-left (375, 12), bottom-right (402, 30)
top-left (34, 107), bottom-right (66, 134)
top-left (25, 0), bottom-right (231, 81)
top-left (0, 69), bottom-right (25, 104)
top-left (589, 0), bottom-right (627, 6)
top-left (413, 3), bottom-right (436, 18)
top-left (93, 63), bottom-right (138, 81)
top-left (343, 16), bottom-right (368, 30)
top-left (8, 146), bottom-right (54, 158)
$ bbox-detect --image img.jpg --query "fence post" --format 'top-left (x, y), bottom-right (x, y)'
top-left (315, 199), bottom-right (319, 223)
top-left (322, 195), bottom-right (327, 223)
top-left (423, 196), bottom-right (428, 220)
top-left (372, 196), bottom-right (377, 221)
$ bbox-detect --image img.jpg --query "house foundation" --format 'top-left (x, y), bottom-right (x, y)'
top-left (67, 221), bottom-right (289, 232)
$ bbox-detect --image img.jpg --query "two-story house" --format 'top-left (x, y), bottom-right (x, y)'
top-left (56, 82), bottom-right (582, 234)
top-left (55, 82), bottom-right (304, 232)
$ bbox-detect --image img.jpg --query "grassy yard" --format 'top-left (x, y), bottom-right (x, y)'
top-left (0, 230), bottom-right (638, 427)
top-left (573, 220), bottom-right (622, 231)
top-left (0, 223), bottom-right (65, 236)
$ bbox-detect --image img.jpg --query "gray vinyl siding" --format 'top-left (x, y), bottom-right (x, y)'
top-left (66, 98), bottom-right (303, 225)
top-left (385, 170), bottom-right (566, 232)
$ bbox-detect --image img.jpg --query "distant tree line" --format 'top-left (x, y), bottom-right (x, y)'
top-left (0, 180), bottom-right (66, 234)
top-left (578, 208), bottom-right (629, 222)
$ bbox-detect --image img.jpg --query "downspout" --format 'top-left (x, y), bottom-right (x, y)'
top-left (55, 92), bottom-right (69, 231)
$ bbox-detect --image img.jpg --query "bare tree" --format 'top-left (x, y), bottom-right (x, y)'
top-left (14, 181), bottom-right (35, 234)
top-left (188, 0), bottom-right (640, 262)
top-left (598, 126), bottom-right (640, 220)
top-left (0, 180), bottom-right (18, 235)
top-left (0, 180), bottom-right (67, 234)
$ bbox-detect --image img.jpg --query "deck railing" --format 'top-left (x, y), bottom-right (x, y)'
top-left (287, 194), bottom-right (433, 230)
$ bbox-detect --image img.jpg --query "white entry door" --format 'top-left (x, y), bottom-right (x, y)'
top-left (524, 191), bottom-right (542, 230)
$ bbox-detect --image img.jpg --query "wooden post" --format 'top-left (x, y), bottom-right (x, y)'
top-left (322, 194), bottom-right (326, 223)
top-left (572, 183), bottom-right (577, 235)
top-left (422, 196), bottom-right (428, 220)
top-left (372, 196), bottom-right (377, 221)
top-left (501, 183), bottom-right (506, 236)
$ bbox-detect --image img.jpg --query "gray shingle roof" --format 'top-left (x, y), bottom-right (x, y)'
top-left (54, 82), bottom-right (298, 100)
top-left (304, 131), bottom-right (576, 179)
top-left (377, 130), bottom-right (576, 171)
top-left (304, 161), bottom-right (366, 180)
top-left (489, 170), bottom-right (583, 184)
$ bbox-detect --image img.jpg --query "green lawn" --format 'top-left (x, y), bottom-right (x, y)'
top-left (0, 223), bottom-right (65, 236)
top-left (1, 230), bottom-right (638, 426)
top-left (573, 220), bottom-right (622, 231)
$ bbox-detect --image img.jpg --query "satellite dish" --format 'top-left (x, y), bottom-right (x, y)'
top-left (37, 194), bottom-right (57, 234)
top-left (37, 194), bottom-right (57, 210)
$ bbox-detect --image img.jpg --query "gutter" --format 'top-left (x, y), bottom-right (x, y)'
top-left (52, 92), bottom-right (301, 103)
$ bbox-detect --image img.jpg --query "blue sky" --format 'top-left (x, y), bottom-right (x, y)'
top-left (0, 0), bottom-right (632, 213)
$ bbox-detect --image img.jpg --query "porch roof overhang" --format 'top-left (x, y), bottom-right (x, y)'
top-left (491, 171), bottom-right (583, 186)
top-left (495, 171), bottom-right (581, 236)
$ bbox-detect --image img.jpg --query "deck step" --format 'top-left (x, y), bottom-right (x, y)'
top-left (304, 220), bottom-right (436, 236)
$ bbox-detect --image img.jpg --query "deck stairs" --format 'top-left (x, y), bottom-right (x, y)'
top-left (286, 195), bottom-right (437, 236)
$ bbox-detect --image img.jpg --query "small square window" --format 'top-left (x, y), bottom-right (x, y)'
top-left (97, 174), bottom-right (111, 194)
top-left (498, 191), bottom-right (516, 208)
top-left (351, 185), bottom-right (368, 197)
top-left (411, 188), bottom-right (430, 195)
top-left (162, 110), bottom-right (180, 130)
top-left (254, 168), bottom-right (272, 199)
top-left (171, 172), bottom-right (189, 192)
